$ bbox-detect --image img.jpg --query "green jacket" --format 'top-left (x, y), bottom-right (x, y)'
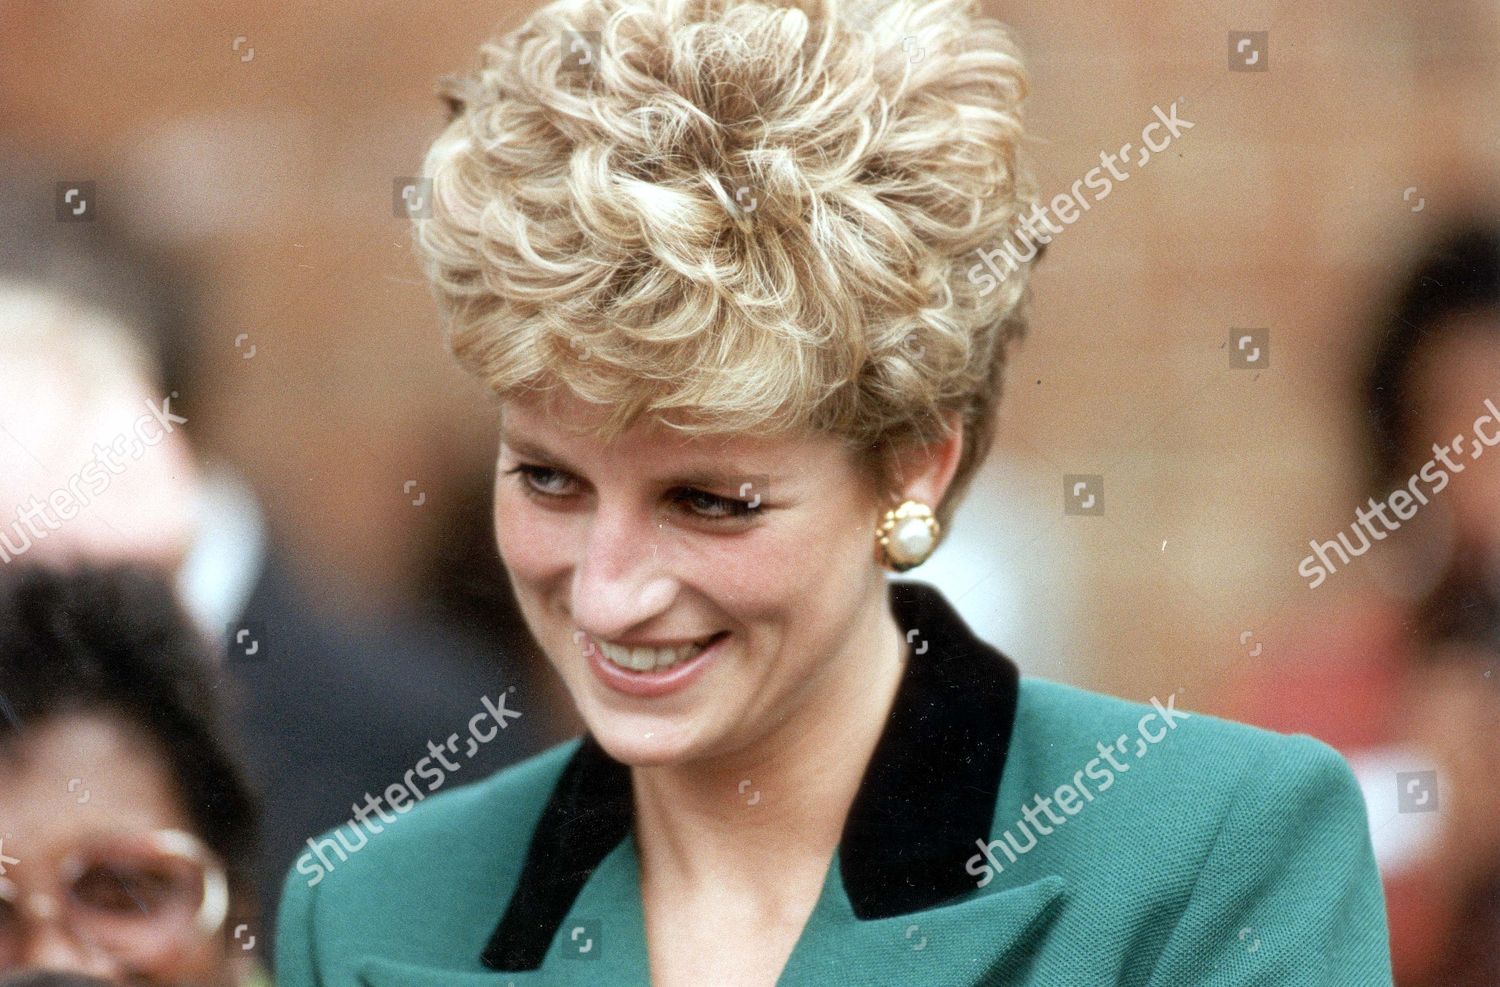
top-left (276, 581), bottom-right (1392, 985)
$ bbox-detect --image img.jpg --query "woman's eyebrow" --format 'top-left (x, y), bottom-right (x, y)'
top-left (500, 432), bottom-right (772, 491)
top-left (500, 433), bottom-right (575, 468)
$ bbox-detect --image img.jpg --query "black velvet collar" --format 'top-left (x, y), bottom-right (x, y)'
top-left (481, 579), bottom-right (1020, 972)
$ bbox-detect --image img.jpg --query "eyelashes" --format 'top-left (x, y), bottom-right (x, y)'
top-left (502, 464), bottom-right (762, 522)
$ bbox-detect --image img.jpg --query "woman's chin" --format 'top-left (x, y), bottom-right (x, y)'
top-left (583, 710), bottom-right (712, 767)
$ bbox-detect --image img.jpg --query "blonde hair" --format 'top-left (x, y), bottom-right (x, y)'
top-left (415, 0), bottom-right (1039, 532)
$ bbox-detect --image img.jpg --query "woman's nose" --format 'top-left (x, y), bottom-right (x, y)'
top-left (571, 505), bottom-right (677, 637)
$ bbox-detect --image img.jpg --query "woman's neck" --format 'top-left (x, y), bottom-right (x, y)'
top-left (630, 592), bottom-right (908, 903)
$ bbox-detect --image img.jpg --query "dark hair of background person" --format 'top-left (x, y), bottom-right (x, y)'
top-left (1361, 219), bottom-right (1500, 496)
top-left (0, 565), bottom-right (261, 899)
top-left (1414, 547), bottom-right (1500, 658)
top-left (1360, 219), bottom-right (1500, 683)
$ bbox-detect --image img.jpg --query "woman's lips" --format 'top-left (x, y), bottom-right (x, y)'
top-left (584, 631), bottom-right (728, 698)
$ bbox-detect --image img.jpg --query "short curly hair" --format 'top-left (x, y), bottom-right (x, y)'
top-left (415, 0), bottom-right (1039, 532)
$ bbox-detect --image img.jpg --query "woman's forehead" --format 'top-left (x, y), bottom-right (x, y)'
top-left (0, 714), bottom-right (192, 857)
top-left (498, 393), bottom-right (861, 490)
top-left (502, 390), bottom-right (805, 453)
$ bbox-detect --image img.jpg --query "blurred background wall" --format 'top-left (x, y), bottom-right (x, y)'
top-left (2, 0), bottom-right (1496, 709)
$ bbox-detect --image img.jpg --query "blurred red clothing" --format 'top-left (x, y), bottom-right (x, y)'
top-left (1216, 590), bottom-right (1494, 987)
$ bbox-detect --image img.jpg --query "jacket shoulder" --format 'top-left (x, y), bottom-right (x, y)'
top-left (276, 737), bottom-right (580, 972)
top-left (332, 735), bottom-right (574, 881)
top-left (993, 676), bottom-right (1388, 983)
top-left (1013, 674), bottom-right (1348, 779)
top-left (1001, 674), bottom-right (1371, 879)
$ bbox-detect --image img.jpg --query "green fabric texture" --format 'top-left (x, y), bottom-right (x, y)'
top-left (275, 676), bottom-right (1393, 986)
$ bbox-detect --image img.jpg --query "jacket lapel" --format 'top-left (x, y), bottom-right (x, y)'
top-left (479, 733), bottom-right (632, 972)
top-left (528, 832), bottom-right (652, 985)
top-left (359, 836), bottom-right (648, 986)
top-left (781, 863), bottom-right (1067, 987)
top-left (838, 580), bottom-right (1020, 918)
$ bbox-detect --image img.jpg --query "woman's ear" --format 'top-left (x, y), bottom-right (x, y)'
top-left (889, 410), bottom-right (964, 509)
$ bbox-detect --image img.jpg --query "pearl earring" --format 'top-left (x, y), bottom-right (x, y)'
top-left (875, 499), bottom-right (941, 572)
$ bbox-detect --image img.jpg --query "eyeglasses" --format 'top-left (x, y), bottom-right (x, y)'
top-left (0, 828), bottom-right (228, 971)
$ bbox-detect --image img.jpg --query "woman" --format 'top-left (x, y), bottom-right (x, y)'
top-left (0, 565), bottom-right (265, 986)
top-left (278, 0), bottom-right (1392, 982)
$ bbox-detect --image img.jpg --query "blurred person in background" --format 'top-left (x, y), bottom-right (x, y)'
top-left (1219, 219), bottom-right (1500, 986)
top-left (0, 564), bottom-right (265, 985)
top-left (0, 144), bottom-right (563, 944)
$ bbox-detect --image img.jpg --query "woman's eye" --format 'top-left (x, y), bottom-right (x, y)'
top-left (508, 464), bottom-right (573, 497)
top-left (674, 488), bottom-right (760, 521)
top-left (71, 865), bottom-right (173, 915)
top-left (504, 464), bottom-right (760, 522)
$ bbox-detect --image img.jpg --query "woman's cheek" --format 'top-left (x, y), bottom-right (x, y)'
top-left (678, 522), bottom-right (803, 611)
top-left (493, 488), bottom-right (566, 579)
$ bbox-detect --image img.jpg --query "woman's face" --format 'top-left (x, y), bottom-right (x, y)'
top-left (0, 714), bottom-right (236, 985)
top-left (494, 388), bottom-right (900, 766)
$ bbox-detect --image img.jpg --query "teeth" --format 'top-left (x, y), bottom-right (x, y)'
top-left (594, 634), bottom-right (717, 672)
